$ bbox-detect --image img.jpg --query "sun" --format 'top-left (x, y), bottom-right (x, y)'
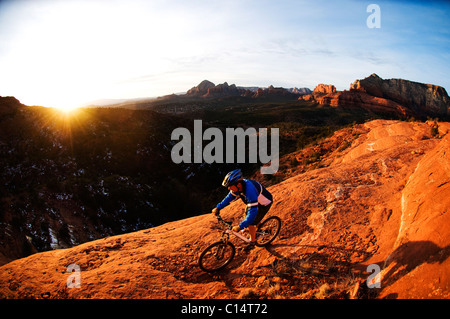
top-left (54, 104), bottom-right (81, 114)
top-left (48, 98), bottom-right (84, 114)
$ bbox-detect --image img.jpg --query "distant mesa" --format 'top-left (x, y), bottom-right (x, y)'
top-left (313, 84), bottom-right (336, 94)
top-left (202, 82), bottom-right (242, 98)
top-left (163, 75), bottom-right (450, 119)
top-left (289, 87), bottom-right (312, 95)
top-left (183, 80), bottom-right (311, 99)
top-left (186, 80), bottom-right (216, 96)
top-left (300, 73), bottom-right (450, 119)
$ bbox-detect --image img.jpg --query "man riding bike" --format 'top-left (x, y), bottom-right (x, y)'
top-left (212, 169), bottom-right (273, 251)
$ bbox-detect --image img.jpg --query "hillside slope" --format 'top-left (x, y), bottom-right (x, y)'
top-left (0, 100), bottom-right (237, 265)
top-left (0, 120), bottom-right (449, 299)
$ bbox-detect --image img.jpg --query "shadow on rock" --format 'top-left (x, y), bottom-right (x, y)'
top-left (381, 240), bottom-right (450, 289)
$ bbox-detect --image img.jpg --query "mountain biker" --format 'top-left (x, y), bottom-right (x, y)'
top-left (212, 169), bottom-right (273, 251)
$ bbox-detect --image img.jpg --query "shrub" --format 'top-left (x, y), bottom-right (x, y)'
top-left (431, 121), bottom-right (439, 137)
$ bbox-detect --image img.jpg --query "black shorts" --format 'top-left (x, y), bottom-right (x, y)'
top-left (245, 202), bottom-right (272, 226)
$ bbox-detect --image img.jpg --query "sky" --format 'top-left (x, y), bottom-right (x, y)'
top-left (0, 0), bottom-right (449, 110)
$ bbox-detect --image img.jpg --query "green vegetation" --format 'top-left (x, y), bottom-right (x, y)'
top-left (431, 120), bottom-right (439, 137)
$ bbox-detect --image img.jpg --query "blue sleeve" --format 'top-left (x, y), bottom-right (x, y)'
top-left (239, 206), bottom-right (258, 229)
top-left (239, 181), bottom-right (260, 229)
top-left (216, 192), bottom-right (238, 210)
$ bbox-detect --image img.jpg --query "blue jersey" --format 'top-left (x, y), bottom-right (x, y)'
top-left (216, 179), bottom-right (273, 229)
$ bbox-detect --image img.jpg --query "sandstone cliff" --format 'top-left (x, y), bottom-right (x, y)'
top-left (313, 84), bottom-right (336, 94)
top-left (301, 74), bottom-right (450, 119)
top-left (350, 74), bottom-right (450, 116)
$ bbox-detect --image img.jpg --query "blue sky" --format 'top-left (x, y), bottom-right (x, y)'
top-left (0, 0), bottom-right (449, 109)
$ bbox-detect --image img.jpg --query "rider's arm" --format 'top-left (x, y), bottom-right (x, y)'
top-left (238, 181), bottom-right (259, 229)
top-left (239, 205), bottom-right (258, 229)
top-left (216, 191), bottom-right (239, 210)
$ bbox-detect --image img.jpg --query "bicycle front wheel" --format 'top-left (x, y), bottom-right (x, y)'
top-left (198, 241), bottom-right (235, 272)
top-left (255, 216), bottom-right (281, 246)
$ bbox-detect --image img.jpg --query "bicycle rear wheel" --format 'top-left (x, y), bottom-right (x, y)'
top-left (198, 241), bottom-right (235, 272)
top-left (255, 216), bottom-right (281, 246)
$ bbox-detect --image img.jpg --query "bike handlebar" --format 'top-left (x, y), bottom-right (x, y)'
top-left (214, 214), bottom-right (232, 228)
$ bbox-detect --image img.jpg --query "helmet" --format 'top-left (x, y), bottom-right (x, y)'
top-left (222, 169), bottom-right (243, 187)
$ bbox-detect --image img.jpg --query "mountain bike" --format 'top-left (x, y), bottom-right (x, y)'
top-left (198, 214), bottom-right (282, 272)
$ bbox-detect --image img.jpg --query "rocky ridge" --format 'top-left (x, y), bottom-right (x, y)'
top-left (300, 74), bottom-right (450, 119)
top-left (351, 74), bottom-right (450, 116)
top-left (184, 80), bottom-right (310, 99)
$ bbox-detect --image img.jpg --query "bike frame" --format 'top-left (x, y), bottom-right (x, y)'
top-left (216, 215), bottom-right (252, 244)
top-left (226, 228), bottom-right (252, 243)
